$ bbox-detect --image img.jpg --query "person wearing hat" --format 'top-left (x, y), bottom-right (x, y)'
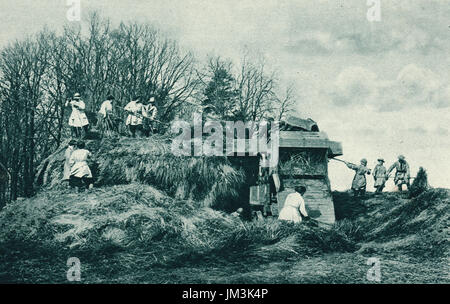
top-left (62, 139), bottom-right (78, 183)
top-left (124, 95), bottom-right (144, 137)
top-left (68, 140), bottom-right (93, 192)
top-left (388, 155), bottom-right (410, 191)
top-left (278, 185), bottom-right (309, 223)
top-left (98, 95), bottom-right (116, 137)
top-left (142, 96), bottom-right (158, 136)
top-left (65, 93), bottom-right (90, 138)
top-left (346, 158), bottom-right (371, 197)
top-left (373, 158), bottom-right (387, 193)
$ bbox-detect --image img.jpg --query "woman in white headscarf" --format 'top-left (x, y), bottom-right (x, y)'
top-left (278, 186), bottom-right (309, 223)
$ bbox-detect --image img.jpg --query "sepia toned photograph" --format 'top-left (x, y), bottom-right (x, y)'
top-left (0, 0), bottom-right (448, 288)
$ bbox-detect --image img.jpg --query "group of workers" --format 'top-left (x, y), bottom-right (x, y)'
top-left (346, 155), bottom-right (411, 197)
top-left (275, 155), bottom-right (412, 224)
top-left (65, 93), bottom-right (158, 139)
top-left (63, 92), bottom-right (159, 191)
top-left (273, 153), bottom-right (412, 225)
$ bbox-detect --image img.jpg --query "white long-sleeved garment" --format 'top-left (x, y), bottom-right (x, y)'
top-left (69, 149), bottom-right (92, 178)
top-left (98, 100), bottom-right (113, 117)
top-left (68, 100), bottom-right (89, 127)
top-left (124, 101), bottom-right (143, 125)
top-left (278, 192), bottom-right (308, 223)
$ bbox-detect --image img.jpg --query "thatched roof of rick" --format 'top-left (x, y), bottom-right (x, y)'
top-left (276, 116), bottom-right (343, 158)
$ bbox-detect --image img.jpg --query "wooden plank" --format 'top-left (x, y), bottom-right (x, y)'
top-left (249, 184), bottom-right (270, 205)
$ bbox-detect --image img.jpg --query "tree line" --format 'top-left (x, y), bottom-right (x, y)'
top-left (0, 13), bottom-right (296, 207)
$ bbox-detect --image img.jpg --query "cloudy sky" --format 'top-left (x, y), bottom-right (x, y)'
top-left (1, 0), bottom-right (449, 190)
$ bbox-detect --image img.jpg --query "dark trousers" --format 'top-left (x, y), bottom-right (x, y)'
top-left (375, 185), bottom-right (385, 193)
top-left (352, 187), bottom-right (366, 197)
top-left (128, 124), bottom-right (143, 137)
top-left (69, 175), bottom-right (92, 191)
top-left (71, 125), bottom-right (89, 138)
top-left (398, 182), bottom-right (410, 191)
top-left (142, 120), bottom-right (156, 137)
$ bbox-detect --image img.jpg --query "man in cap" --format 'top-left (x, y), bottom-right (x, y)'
top-left (373, 158), bottom-right (387, 193)
top-left (65, 93), bottom-right (90, 138)
top-left (124, 95), bottom-right (144, 137)
top-left (346, 158), bottom-right (371, 197)
top-left (388, 155), bottom-right (410, 191)
top-left (142, 96), bottom-right (158, 136)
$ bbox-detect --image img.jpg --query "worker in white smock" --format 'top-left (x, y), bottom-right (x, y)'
top-left (65, 93), bottom-right (90, 138)
top-left (278, 186), bottom-right (309, 223)
top-left (124, 95), bottom-right (144, 137)
top-left (69, 140), bottom-right (93, 191)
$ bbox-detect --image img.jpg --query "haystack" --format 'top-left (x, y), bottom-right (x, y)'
top-left (35, 136), bottom-right (246, 212)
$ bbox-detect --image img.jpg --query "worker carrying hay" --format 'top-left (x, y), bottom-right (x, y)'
top-left (142, 96), bottom-right (158, 136)
top-left (124, 96), bottom-right (144, 137)
top-left (278, 186), bottom-right (309, 223)
top-left (373, 158), bottom-right (387, 193)
top-left (97, 95), bottom-right (117, 137)
top-left (388, 155), bottom-right (410, 191)
top-left (65, 93), bottom-right (90, 138)
top-left (69, 140), bottom-right (93, 192)
top-left (346, 158), bottom-right (371, 197)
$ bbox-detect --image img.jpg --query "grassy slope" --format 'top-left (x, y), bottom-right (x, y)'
top-left (0, 183), bottom-right (448, 283)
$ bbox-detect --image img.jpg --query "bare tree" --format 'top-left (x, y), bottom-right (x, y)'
top-left (275, 83), bottom-right (296, 121)
top-left (0, 34), bottom-right (50, 199)
top-left (0, 13), bottom-right (201, 204)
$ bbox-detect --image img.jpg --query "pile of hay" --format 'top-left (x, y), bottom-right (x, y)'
top-left (0, 183), bottom-right (358, 282)
top-left (334, 189), bottom-right (449, 259)
top-left (35, 136), bottom-right (246, 211)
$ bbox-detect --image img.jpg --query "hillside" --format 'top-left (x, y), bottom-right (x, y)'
top-left (0, 138), bottom-right (448, 283)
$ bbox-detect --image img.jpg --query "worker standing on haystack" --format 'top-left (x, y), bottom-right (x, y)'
top-left (142, 96), bottom-right (158, 137)
top-left (98, 95), bottom-right (116, 137)
top-left (278, 186), bottom-right (309, 223)
top-left (62, 139), bottom-right (78, 184)
top-left (124, 96), bottom-right (144, 137)
top-left (346, 159), bottom-right (371, 197)
top-left (65, 93), bottom-right (90, 138)
top-left (69, 140), bottom-right (93, 192)
top-left (373, 158), bottom-right (387, 193)
top-left (388, 155), bottom-right (410, 191)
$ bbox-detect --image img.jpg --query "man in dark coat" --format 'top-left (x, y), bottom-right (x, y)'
top-left (347, 158), bottom-right (371, 197)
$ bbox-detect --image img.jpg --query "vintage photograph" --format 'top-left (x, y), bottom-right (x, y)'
top-left (0, 0), bottom-right (448, 286)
